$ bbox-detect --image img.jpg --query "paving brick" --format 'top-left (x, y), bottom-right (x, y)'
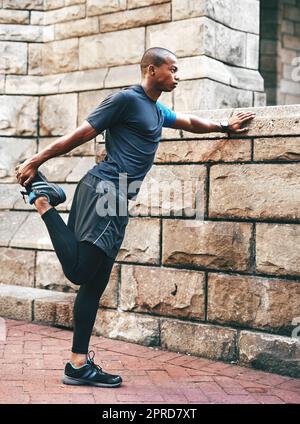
top-left (0, 318), bottom-right (299, 404)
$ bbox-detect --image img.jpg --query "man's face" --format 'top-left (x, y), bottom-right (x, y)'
top-left (153, 55), bottom-right (180, 92)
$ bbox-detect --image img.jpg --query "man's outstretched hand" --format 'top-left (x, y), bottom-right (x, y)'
top-left (15, 158), bottom-right (38, 187)
top-left (228, 111), bottom-right (256, 134)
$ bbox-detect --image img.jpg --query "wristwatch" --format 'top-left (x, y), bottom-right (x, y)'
top-left (219, 119), bottom-right (230, 133)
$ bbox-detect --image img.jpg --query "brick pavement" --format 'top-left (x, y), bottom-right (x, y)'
top-left (0, 319), bottom-right (299, 404)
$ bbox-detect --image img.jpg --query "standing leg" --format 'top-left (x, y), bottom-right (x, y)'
top-left (71, 251), bottom-right (115, 359)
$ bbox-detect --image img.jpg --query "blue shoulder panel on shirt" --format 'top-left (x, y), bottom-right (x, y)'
top-left (157, 101), bottom-right (177, 128)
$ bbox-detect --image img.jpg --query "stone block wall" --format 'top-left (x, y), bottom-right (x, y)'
top-left (1, 0), bottom-right (265, 114)
top-left (1, 1), bottom-right (299, 378)
top-left (1, 103), bottom-right (300, 378)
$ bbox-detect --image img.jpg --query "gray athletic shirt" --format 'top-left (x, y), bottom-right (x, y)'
top-left (85, 84), bottom-right (177, 200)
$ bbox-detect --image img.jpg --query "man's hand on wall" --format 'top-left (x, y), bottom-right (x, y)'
top-left (228, 111), bottom-right (256, 134)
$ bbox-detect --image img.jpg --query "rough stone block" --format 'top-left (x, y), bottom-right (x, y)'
top-left (146, 17), bottom-right (215, 58)
top-left (0, 247), bottom-right (35, 287)
top-left (30, 11), bottom-right (43, 25)
top-left (94, 309), bottom-right (160, 346)
top-left (6, 69), bottom-right (106, 95)
top-left (44, 0), bottom-right (65, 10)
top-left (254, 92), bottom-right (267, 107)
top-left (239, 104), bottom-right (300, 137)
top-left (161, 318), bottom-right (237, 362)
top-left (0, 41), bottom-right (27, 75)
top-left (34, 291), bottom-right (75, 328)
top-left (155, 139), bottom-right (251, 163)
top-left (172, 0), bottom-right (259, 34)
top-left (79, 28), bottom-right (144, 69)
top-left (10, 211), bottom-right (68, 250)
top-left (227, 67), bottom-right (264, 92)
top-left (0, 96), bottom-right (38, 137)
top-left (65, 157), bottom-right (96, 182)
top-left (99, 263), bottom-right (119, 309)
top-left (239, 331), bottom-right (300, 378)
top-left (0, 183), bottom-right (22, 209)
top-left (215, 24), bottom-right (246, 67)
top-left (120, 265), bottom-right (205, 319)
top-left (42, 5), bottom-right (86, 25)
top-left (254, 137), bottom-right (300, 161)
top-left (129, 165), bottom-right (206, 218)
top-left (256, 223), bottom-right (300, 277)
top-left (39, 157), bottom-right (81, 182)
top-left (0, 284), bottom-right (32, 321)
top-left (208, 273), bottom-right (300, 334)
top-left (174, 80), bottom-right (253, 111)
top-left (104, 65), bottom-right (140, 89)
top-left (162, 220), bottom-right (252, 272)
top-left (43, 24), bottom-right (55, 42)
top-left (57, 184), bottom-right (77, 211)
top-left (177, 55), bottom-right (231, 86)
top-left (0, 24), bottom-right (42, 42)
top-left (36, 251), bottom-right (76, 293)
top-left (28, 43), bottom-right (43, 76)
top-left (246, 33), bottom-right (260, 70)
top-left (0, 9), bottom-right (29, 24)
top-left (87, 0), bottom-right (127, 16)
top-left (39, 93), bottom-right (77, 136)
top-left (6, 74), bottom-right (60, 95)
top-left (3, 0), bottom-right (43, 9)
top-left (209, 164), bottom-right (300, 220)
top-left (100, 3), bottom-right (171, 32)
top-left (0, 211), bottom-right (29, 247)
top-left (58, 68), bottom-right (107, 94)
top-left (0, 138), bottom-right (36, 182)
top-left (42, 38), bottom-right (78, 74)
top-left (55, 16), bottom-right (99, 40)
top-left (116, 218), bottom-right (160, 264)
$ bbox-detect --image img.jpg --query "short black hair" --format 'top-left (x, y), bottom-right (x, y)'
top-left (140, 47), bottom-right (176, 75)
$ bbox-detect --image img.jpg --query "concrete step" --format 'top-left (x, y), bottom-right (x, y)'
top-left (0, 283), bottom-right (75, 328)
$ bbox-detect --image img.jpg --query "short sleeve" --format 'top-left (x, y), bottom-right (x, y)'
top-left (85, 90), bottom-right (128, 133)
top-left (157, 101), bottom-right (177, 128)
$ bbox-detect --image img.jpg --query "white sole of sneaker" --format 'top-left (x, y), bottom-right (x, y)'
top-left (62, 374), bottom-right (122, 388)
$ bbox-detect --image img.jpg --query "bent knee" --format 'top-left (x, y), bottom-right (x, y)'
top-left (63, 268), bottom-right (86, 286)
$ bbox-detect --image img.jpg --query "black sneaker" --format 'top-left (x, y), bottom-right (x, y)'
top-left (62, 350), bottom-right (122, 388)
top-left (20, 170), bottom-right (66, 207)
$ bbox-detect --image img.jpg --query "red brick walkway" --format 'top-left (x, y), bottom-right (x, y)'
top-left (0, 319), bottom-right (299, 404)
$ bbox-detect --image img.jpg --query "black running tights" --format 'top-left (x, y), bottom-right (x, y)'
top-left (41, 207), bottom-right (115, 354)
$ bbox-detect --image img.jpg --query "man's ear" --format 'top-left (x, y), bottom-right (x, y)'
top-left (148, 64), bottom-right (155, 76)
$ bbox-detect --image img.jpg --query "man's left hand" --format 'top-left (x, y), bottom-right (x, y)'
top-left (228, 111), bottom-right (256, 134)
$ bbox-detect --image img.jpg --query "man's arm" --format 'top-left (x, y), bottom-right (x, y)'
top-left (16, 120), bottom-right (98, 186)
top-left (171, 111), bottom-right (256, 134)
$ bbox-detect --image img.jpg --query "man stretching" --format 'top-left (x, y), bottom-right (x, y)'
top-left (15, 47), bottom-right (255, 388)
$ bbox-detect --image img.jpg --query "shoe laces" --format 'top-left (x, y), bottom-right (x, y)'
top-left (87, 350), bottom-right (103, 374)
